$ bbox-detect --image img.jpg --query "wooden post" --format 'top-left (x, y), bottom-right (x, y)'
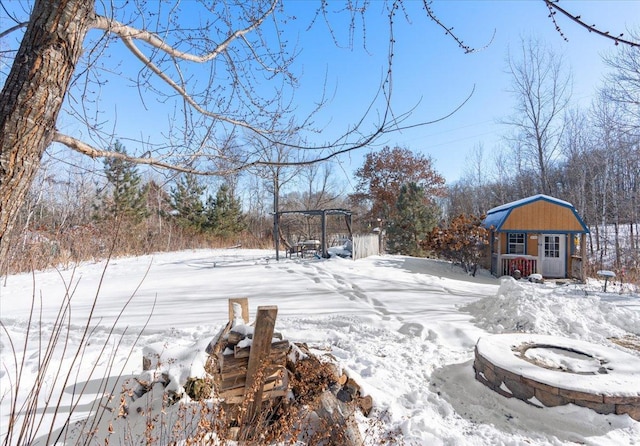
top-left (241, 305), bottom-right (278, 429)
top-left (321, 209), bottom-right (327, 258)
top-left (228, 297), bottom-right (249, 324)
top-left (496, 233), bottom-right (502, 275)
top-left (580, 233), bottom-right (587, 283)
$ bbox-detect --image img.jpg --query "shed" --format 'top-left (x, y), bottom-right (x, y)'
top-left (482, 194), bottom-right (589, 280)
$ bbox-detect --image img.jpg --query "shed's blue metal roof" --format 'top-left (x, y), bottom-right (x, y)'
top-left (482, 194), bottom-right (589, 233)
top-left (482, 208), bottom-right (511, 230)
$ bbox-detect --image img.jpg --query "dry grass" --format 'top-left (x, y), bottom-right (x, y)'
top-left (1, 247), bottom-right (153, 446)
top-left (609, 335), bottom-right (640, 352)
top-left (3, 219), bottom-right (271, 276)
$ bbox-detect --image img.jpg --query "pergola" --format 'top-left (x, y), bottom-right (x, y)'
top-left (273, 208), bottom-right (352, 260)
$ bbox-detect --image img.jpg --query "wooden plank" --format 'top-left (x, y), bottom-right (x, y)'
top-left (223, 382), bottom-right (288, 404)
top-left (223, 372), bottom-right (289, 404)
top-left (216, 367), bottom-right (284, 390)
top-left (218, 368), bottom-right (284, 392)
top-left (218, 349), bottom-right (286, 374)
top-left (219, 367), bottom-right (248, 382)
top-left (228, 297), bottom-right (249, 324)
top-left (241, 305), bottom-right (278, 426)
top-left (218, 352), bottom-right (249, 371)
top-left (218, 354), bottom-right (285, 380)
top-left (205, 321), bottom-right (232, 356)
top-left (233, 340), bottom-right (289, 359)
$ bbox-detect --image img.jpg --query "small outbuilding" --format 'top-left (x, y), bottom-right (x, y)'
top-left (482, 194), bottom-right (589, 280)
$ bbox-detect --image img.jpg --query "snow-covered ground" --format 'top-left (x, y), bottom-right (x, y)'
top-left (1, 249), bottom-right (639, 445)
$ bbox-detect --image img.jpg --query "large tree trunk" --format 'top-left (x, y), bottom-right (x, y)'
top-left (0, 0), bottom-right (94, 274)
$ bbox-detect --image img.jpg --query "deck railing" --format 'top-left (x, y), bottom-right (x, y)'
top-left (498, 254), bottom-right (538, 277)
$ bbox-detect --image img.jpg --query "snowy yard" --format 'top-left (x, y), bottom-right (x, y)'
top-left (1, 249), bottom-right (639, 445)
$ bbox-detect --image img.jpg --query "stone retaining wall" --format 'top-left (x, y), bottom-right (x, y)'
top-left (473, 346), bottom-right (640, 421)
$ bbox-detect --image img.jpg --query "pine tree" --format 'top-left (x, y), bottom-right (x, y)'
top-left (170, 174), bottom-right (207, 231)
top-left (97, 141), bottom-right (149, 224)
top-left (206, 184), bottom-right (246, 238)
top-left (386, 182), bottom-right (439, 256)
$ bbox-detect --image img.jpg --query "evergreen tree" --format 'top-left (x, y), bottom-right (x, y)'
top-left (97, 141), bottom-right (148, 224)
top-left (170, 174), bottom-right (207, 230)
top-left (386, 182), bottom-right (439, 256)
top-left (206, 184), bottom-right (246, 238)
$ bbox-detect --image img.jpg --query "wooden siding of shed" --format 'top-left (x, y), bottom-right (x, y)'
top-left (500, 200), bottom-right (584, 232)
top-left (529, 236), bottom-right (539, 257)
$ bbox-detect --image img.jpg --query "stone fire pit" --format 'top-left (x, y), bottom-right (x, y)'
top-left (473, 333), bottom-right (640, 420)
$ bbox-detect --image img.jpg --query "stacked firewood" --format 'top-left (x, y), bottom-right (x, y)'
top-left (210, 323), bottom-right (290, 404)
top-left (140, 298), bottom-right (375, 444)
top-left (203, 298), bottom-right (292, 409)
top-left (204, 298), bottom-right (374, 445)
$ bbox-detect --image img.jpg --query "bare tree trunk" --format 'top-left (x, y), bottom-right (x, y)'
top-left (536, 137), bottom-right (550, 195)
top-left (600, 162), bottom-right (610, 261)
top-left (0, 0), bottom-right (94, 274)
top-left (614, 221), bottom-right (621, 269)
top-left (612, 162), bottom-right (621, 270)
top-left (505, 38), bottom-right (570, 197)
top-left (273, 175), bottom-right (280, 260)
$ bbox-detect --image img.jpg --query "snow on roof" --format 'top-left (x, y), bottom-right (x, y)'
top-left (486, 194), bottom-right (573, 215)
top-left (482, 194), bottom-right (588, 233)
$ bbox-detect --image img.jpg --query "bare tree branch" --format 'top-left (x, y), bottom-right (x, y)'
top-left (66, 0), bottom-right (473, 175)
top-left (91, 1), bottom-right (278, 63)
top-left (422, 0), bottom-right (495, 54)
top-left (544, 0), bottom-right (640, 48)
top-left (54, 77), bottom-right (472, 175)
top-left (90, 3), bottom-right (280, 133)
top-left (53, 132), bottom-right (223, 176)
top-left (0, 21), bottom-right (28, 40)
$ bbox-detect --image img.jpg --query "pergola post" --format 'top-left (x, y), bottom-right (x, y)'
top-left (321, 210), bottom-right (327, 258)
top-left (273, 212), bottom-right (280, 261)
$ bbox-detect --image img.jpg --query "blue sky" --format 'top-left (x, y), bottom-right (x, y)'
top-left (2, 0), bottom-right (639, 191)
top-left (279, 0), bottom-right (640, 187)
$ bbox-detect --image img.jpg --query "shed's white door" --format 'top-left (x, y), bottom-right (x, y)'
top-left (541, 234), bottom-right (565, 277)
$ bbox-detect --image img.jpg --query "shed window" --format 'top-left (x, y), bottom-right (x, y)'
top-left (508, 233), bottom-right (526, 254)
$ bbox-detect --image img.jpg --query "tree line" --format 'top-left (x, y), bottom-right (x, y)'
top-left (4, 140), bottom-right (251, 273)
top-left (1, 2), bottom-right (637, 280)
top-left (4, 123), bottom-right (637, 283)
top-left (4, 141), bottom-right (457, 274)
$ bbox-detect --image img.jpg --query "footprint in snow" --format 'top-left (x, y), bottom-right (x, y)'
top-left (398, 322), bottom-right (424, 337)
